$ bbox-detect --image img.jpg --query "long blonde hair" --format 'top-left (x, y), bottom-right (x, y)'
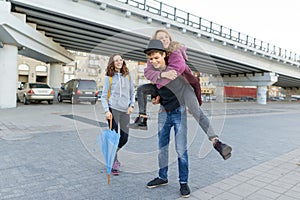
top-left (152, 29), bottom-right (183, 57)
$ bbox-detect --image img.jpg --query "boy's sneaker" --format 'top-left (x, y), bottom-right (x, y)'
top-left (214, 140), bottom-right (232, 160)
top-left (111, 160), bottom-right (120, 176)
top-left (180, 183), bottom-right (191, 198)
top-left (127, 116), bottom-right (148, 130)
top-left (147, 177), bottom-right (168, 188)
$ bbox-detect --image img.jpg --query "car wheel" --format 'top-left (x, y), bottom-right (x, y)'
top-left (24, 96), bottom-right (30, 105)
top-left (57, 94), bottom-right (62, 102)
top-left (16, 94), bottom-right (20, 102)
top-left (48, 100), bottom-right (53, 104)
top-left (91, 100), bottom-right (96, 105)
top-left (71, 95), bottom-right (77, 104)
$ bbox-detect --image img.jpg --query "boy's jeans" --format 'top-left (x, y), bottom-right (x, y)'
top-left (158, 106), bottom-right (189, 183)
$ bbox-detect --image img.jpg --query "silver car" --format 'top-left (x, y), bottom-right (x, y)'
top-left (17, 83), bottom-right (55, 105)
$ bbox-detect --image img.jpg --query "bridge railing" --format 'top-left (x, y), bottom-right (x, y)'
top-left (115, 0), bottom-right (299, 65)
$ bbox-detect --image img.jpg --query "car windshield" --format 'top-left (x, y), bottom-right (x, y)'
top-left (78, 80), bottom-right (96, 90)
top-left (29, 83), bottom-right (50, 88)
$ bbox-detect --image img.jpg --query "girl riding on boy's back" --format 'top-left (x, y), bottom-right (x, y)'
top-left (128, 30), bottom-right (232, 160)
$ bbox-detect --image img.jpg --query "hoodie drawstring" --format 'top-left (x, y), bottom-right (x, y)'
top-left (118, 73), bottom-right (122, 97)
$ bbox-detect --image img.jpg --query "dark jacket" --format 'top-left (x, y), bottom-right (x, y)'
top-left (157, 85), bottom-right (180, 111)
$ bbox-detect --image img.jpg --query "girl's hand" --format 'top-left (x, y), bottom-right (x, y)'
top-left (161, 70), bottom-right (177, 80)
top-left (105, 111), bottom-right (112, 120)
top-left (127, 106), bottom-right (133, 114)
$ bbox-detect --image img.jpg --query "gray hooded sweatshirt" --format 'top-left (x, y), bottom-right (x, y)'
top-left (101, 72), bottom-right (135, 113)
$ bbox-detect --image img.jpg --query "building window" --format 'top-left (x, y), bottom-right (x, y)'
top-left (18, 64), bottom-right (29, 71)
top-left (36, 65), bottom-right (47, 72)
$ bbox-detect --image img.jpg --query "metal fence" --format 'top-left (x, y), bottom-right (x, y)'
top-left (115, 0), bottom-right (299, 65)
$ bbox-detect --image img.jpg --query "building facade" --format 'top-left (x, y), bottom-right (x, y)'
top-left (18, 52), bottom-right (293, 101)
top-left (17, 55), bottom-right (50, 87)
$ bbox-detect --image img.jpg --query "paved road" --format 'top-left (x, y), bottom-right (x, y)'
top-left (0, 101), bottom-right (299, 199)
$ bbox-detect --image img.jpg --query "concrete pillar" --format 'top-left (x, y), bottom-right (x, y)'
top-left (215, 86), bottom-right (224, 103)
top-left (257, 86), bottom-right (268, 105)
top-left (49, 63), bottom-right (63, 100)
top-left (0, 1), bottom-right (11, 13)
top-left (0, 44), bottom-right (18, 109)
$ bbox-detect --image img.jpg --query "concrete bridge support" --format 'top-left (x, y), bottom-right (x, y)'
top-left (210, 72), bottom-right (278, 104)
top-left (215, 86), bottom-right (224, 103)
top-left (0, 44), bottom-right (18, 109)
top-left (49, 63), bottom-right (63, 100)
top-left (0, 1), bottom-right (73, 109)
top-left (257, 86), bottom-right (268, 104)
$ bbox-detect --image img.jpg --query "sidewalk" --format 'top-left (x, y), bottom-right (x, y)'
top-left (185, 148), bottom-right (300, 200)
top-left (0, 102), bottom-right (300, 199)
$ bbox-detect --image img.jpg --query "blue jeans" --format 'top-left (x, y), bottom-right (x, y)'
top-left (158, 106), bottom-right (188, 183)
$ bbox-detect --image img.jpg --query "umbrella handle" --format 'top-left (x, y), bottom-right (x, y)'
top-left (109, 115), bottom-right (112, 130)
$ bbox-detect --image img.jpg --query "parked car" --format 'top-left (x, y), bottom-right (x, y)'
top-left (57, 79), bottom-right (98, 104)
top-left (17, 83), bottom-right (55, 105)
top-left (240, 96), bottom-right (256, 102)
top-left (291, 95), bottom-right (300, 101)
top-left (269, 96), bottom-right (285, 101)
top-left (224, 97), bottom-right (234, 102)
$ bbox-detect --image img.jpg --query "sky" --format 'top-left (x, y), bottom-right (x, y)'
top-left (160, 0), bottom-right (300, 54)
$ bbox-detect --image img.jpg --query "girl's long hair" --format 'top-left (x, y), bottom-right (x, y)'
top-left (152, 29), bottom-right (184, 57)
top-left (105, 54), bottom-right (129, 77)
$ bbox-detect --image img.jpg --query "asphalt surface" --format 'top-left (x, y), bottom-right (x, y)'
top-left (0, 101), bottom-right (300, 200)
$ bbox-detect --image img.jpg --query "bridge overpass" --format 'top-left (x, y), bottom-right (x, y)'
top-left (1, 0), bottom-right (300, 108)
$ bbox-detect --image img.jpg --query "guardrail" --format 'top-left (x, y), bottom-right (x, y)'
top-left (115, 0), bottom-right (300, 66)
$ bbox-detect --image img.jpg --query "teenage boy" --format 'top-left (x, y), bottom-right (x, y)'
top-left (144, 40), bottom-right (191, 198)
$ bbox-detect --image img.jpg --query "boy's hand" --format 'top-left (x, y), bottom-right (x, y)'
top-left (152, 95), bottom-right (161, 104)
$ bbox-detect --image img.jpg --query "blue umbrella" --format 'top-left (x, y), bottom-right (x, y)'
top-left (97, 117), bottom-right (120, 185)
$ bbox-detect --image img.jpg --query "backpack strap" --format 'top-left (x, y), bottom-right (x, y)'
top-left (106, 74), bottom-right (130, 101)
top-left (106, 76), bottom-right (113, 101)
top-left (127, 73), bottom-right (131, 82)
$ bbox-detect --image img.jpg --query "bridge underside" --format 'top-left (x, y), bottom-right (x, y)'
top-left (5, 0), bottom-right (300, 87)
top-left (9, 0), bottom-right (300, 88)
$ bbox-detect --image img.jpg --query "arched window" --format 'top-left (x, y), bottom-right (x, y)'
top-left (18, 64), bottom-right (29, 70)
top-left (36, 65), bottom-right (47, 72)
